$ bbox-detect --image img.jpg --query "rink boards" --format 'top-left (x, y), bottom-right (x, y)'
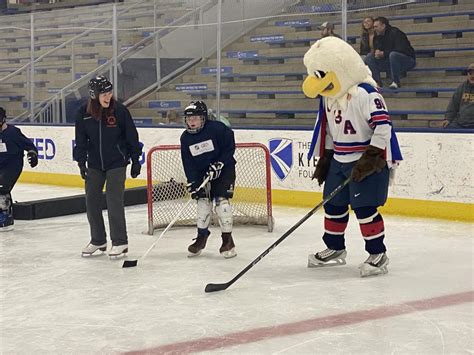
top-left (14, 124), bottom-right (474, 222)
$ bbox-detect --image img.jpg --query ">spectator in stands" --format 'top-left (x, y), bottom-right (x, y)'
top-left (319, 22), bottom-right (341, 39)
top-left (360, 16), bottom-right (375, 57)
top-left (166, 109), bottom-right (181, 125)
top-left (364, 16), bottom-right (415, 89)
top-left (442, 63), bottom-right (474, 129)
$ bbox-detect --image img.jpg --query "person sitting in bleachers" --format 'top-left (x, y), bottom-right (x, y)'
top-left (319, 22), bottom-right (341, 39)
top-left (442, 63), bottom-right (474, 129)
top-left (359, 16), bottom-right (375, 58)
top-left (165, 109), bottom-right (182, 125)
top-left (364, 16), bottom-right (416, 89)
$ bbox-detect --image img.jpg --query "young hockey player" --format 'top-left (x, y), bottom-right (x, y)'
top-left (74, 76), bottom-right (142, 258)
top-left (180, 101), bottom-right (237, 258)
top-left (0, 107), bottom-right (38, 231)
top-left (302, 37), bottom-right (402, 277)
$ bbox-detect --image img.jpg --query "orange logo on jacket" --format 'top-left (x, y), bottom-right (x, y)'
top-left (106, 116), bottom-right (117, 127)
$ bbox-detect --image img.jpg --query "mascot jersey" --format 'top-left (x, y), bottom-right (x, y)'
top-left (308, 83), bottom-right (402, 165)
top-left (302, 36), bottom-right (402, 166)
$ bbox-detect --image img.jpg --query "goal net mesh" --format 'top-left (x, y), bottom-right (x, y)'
top-left (147, 143), bottom-right (273, 234)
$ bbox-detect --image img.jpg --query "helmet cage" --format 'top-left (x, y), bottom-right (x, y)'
top-left (183, 101), bottom-right (208, 134)
top-left (184, 115), bottom-right (206, 134)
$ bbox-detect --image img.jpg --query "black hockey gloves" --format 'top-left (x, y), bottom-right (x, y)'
top-left (78, 162), bottom-right (88, 180)
top-left (312, 149), bottom-right (334, 186)
top-left (206, 162), bottom-right (224, 181)
top-left (131, 159), bottom-right (141, 178)
top-left (27, 151), bottom-right (38, 168)
top-left (352, 145), bottom-right (386, 182)
top-left (186, 183), bottom-right (199, 200)
top-left (186, 182), bottom-right (207, 200)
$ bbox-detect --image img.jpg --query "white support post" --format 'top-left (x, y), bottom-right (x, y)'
top-left (240, 0), bottom-right (245, 33)
top-left (154, 0), bottom-right (161, 86)
top-left (216, 0), bottom-right (222, 119)
top-left (199, 7), bottom-right (205, 58)
top-left (341, 0), bottom-right (347, 42)
top-left (71, 40), bottom-right (75, 82)
top-left (112, 4), bottom-right (118, 98)
top-left (60, 91), bottom-right (66, 123)
top-left (29, 12), bottom-right (35, 120)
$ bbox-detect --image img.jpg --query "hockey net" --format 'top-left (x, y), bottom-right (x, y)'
top-left (147, 143), bottom-right (273, 235)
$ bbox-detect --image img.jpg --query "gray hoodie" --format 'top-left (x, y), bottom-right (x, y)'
top-left (445, 80), bottom-right (474, 128)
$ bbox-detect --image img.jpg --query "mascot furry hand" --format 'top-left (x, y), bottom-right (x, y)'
top-left (302, 37), bottom-right (402, 182)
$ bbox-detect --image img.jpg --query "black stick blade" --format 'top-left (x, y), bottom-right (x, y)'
top-left (205, 283), bottom-right (229, 293)
top-left (122, 259), bottom-right (138, 268)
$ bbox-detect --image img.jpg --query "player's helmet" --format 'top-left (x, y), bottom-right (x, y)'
top-left (88, 75), bottom-right (113, 100)
top-left (0, 107), bottom-right (6, 124)
top-left (184, 101), bottom-right (208, 134)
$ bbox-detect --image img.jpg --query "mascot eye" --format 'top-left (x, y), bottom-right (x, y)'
top-left (313, 70), bottom-right (326, 79)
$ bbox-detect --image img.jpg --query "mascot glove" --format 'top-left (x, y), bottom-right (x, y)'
top-left (78, 162), bottom-right (88, 180)
top-left (352, 145), bottom-right (386, 182)
top-left (206, 161), bottom-right (224, 181)
top-left (131, 160), bottom-right (141, 179)
top-left (27, 151), bottom-right (38, 168)
top-left (311, 150), bottom-right (334, 186)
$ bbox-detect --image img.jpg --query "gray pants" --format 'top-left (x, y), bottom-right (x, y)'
top-left (86, 166), bottom-right (128, 246)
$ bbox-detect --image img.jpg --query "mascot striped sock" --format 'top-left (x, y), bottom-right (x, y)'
top-left (322, 204), bottom-right (349, 250)
top-left (354, 207), bottom-right (386, 254)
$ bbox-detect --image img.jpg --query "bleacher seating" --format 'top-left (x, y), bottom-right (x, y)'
top-left (129, 0), bottom-right (473, 128)
top-left (1, 0), bottom-right (472, 128)
top-left (0, 0), bottom-right (187, 117)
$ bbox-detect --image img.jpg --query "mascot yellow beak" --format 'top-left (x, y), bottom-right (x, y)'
top-left (302, 71), bottom-right (341, 98)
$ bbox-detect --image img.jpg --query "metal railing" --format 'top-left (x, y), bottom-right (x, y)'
top-left (0, 0), bottom-right (148, 121)
top-left (36, 1), bottom-right (211, 123)
top-left (3, 0), bottom-right (296, 123)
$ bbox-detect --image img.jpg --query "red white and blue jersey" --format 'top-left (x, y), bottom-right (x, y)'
top-left (308, 83), bottom-right (402, 165)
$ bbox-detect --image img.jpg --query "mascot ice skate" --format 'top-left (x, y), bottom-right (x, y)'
top-left (302, 37), bottom-right (402, 277)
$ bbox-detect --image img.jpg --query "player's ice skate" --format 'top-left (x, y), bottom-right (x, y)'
top-left (108, 244), bottom-right (128, 259)
top-left (359, 253), bottom-right (389, 277)
top-left (81, 242), bottom-right (107, 257)
top-left (219, 232), bottom-right (237, 258)
top-left (308, 248), bottom-right (347, 268)
top-left (0, 198), bottom-right (14, 232)
top-left (0, 221), bottom-right (14, 232)
top-left (188, 232), bottom-right (210, 257)
top-left (0, 213), bottom-right (14, 232)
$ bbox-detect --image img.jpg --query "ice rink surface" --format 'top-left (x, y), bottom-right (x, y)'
top-left (1, 183), bottom-right (473, 354)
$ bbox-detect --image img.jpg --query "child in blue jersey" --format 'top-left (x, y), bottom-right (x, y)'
top-left (0, 107), bottom-right (38, 231)
top-left (180, 101), bottom-right (237, 258)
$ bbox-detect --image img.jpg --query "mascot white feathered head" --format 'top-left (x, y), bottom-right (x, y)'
top-left (302, 37), bottom-right (377, 110)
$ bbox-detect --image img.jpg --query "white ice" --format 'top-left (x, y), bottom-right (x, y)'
top-left (1, 183), bottom-right (473, 354)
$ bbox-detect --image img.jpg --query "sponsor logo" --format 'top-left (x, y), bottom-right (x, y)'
top-left (106, 116), bottom-right (117, 127)
top-left (250, 35), bottom-right (284, 43)
top-left (190, 139), bottom-right (215, 157)
top-left (201, 66), bottom-right (233, 75)
top-left (31, 138), bottom-right (56, 160)
top-left (269, 138), bottom-right (293, 181)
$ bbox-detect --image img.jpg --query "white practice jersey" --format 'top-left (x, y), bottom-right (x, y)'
top-left (323, 84), bottom-right (395, 163)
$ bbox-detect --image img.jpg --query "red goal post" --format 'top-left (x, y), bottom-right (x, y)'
top-left (147, 143), bottom-right (274, 235)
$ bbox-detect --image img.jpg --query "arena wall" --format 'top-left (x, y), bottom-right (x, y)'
top-left (16, 125), bottom-right (473, 222)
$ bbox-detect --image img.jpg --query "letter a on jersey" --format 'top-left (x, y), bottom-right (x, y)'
top-left (269, 138), bottom-right (293, 181)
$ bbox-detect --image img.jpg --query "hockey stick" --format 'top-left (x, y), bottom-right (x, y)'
top-left (204, 176), bottom-right (351, 293)
top-left (122, 176), bottom-right (211, 268)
